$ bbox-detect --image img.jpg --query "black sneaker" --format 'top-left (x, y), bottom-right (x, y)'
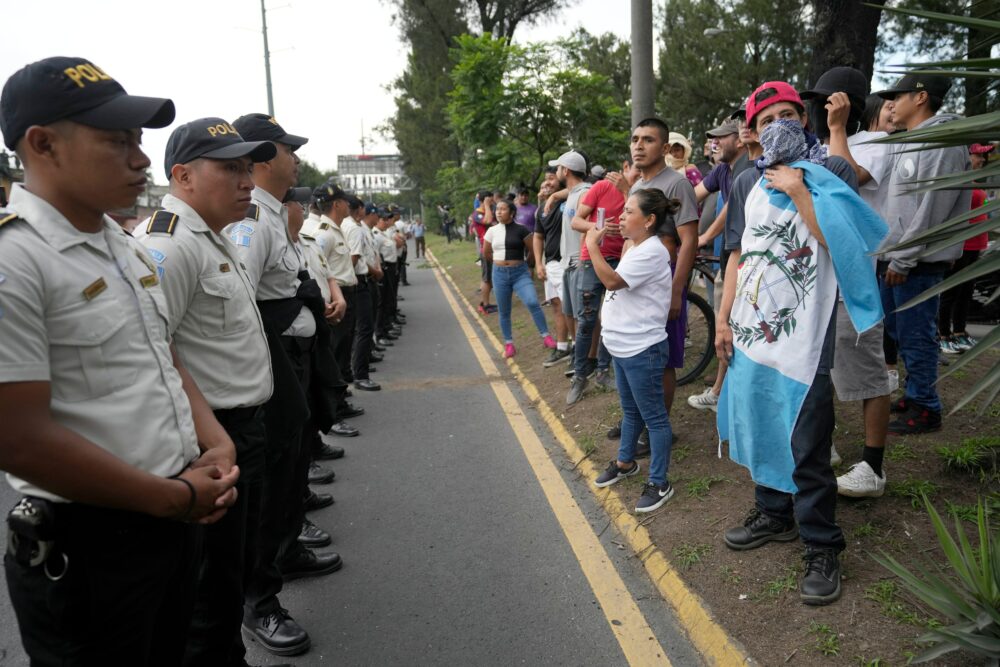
top-left (635, 428), bottom-right (650, 458)
top-left (307, 462), bottom-right (334, 485)
top-left (723, 507), bottom-right (799, 551)
top-left (889, 397), bottom-right (908, 414)
top-left (607, 419), bottom-right (622, 440)
top-left (635, 481), bottom-right (674, 513)
top-left (594, 460), bottom-right (640, 487)
top-left (888, 403), bottom-right (942, 435)
top-left (800, 548), bottom-right (842, 605)
top-left (542, 347), bottom-right (572, 368)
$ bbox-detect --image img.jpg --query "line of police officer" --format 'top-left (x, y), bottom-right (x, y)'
top-left (0, 56), bottom-right (410, 665)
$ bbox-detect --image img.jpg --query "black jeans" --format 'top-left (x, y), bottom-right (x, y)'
top-left (754, 311), bottom-right (845, 551)
top-left (185, 407), bottom-right (266, 667)
top-left (5, 503), bottom-right (200, 666)
top-left (379, 262), bottom-right (398, 336)
top-left (399, 248), bottom-right (409, 284)
top-left (352, 277), bottom-right (376, 380)
top-left (938, 249), bottom-right (980, 336)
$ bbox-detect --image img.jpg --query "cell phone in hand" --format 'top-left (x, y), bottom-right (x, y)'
top-left (596, 207), bottom-right (606, 230)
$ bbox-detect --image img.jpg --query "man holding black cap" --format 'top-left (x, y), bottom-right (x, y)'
top-left (225, 113), bottom-right (340, 657)
top-left (0, 57), bottom-right (239, 664)
top-left (134, 117), bottom-right (276, 666)
top-left (874, 73), bottom-right (970, 434)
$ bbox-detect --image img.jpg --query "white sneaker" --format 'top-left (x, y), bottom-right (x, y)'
top-left (687, 387), bottom-right (719, 412)
top-left (836, 461), bottom-right (886, 498)
top-left (886, 369), bottom-right (899, 394)
top-left (830, 445), bottom-right (842, 467)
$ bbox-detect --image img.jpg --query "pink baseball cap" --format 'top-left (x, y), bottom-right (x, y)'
top-left (745, 81), bottom-right (804, 126)
top-left (970, 143), bottom-right (995, 155)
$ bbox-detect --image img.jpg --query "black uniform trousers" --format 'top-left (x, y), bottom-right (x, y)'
top-left (331, 285), bottom-right (357, 385)
top-left (377, 262), bottom-right (398, 337)
top-left (5, 503), bottom-right (200, 666)
top-left (351, 276), bottom-right (376, 380)
top-left (276, 336), bottom-right (315, 568)
top-left (184, 406), bottom-right (266, 667)
top-left (398, 246), bottom-right (408, 285)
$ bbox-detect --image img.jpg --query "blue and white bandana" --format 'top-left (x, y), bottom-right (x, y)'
top-left (756, 119), bottom-right (827, 170)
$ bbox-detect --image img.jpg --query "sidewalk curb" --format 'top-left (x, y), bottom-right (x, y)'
top-left (427, 249), bottom-right (753, 667)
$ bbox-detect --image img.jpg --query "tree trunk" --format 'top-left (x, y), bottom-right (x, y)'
top-left (808, 0), bottom-right (886, 88)
top-left (965, 1), bottom-right (999, 116)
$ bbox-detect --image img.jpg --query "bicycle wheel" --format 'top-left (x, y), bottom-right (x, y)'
top-left (677, 291), bottom-right (715, 386)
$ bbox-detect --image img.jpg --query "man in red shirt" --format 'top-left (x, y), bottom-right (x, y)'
top-left (472, 191), bottom-right (496, 313)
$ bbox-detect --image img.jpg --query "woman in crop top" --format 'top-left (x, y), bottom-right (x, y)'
top-left (483, 199), bottom-right (556, 358)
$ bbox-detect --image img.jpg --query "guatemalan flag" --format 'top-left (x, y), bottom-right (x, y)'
top-left (718, 161), bottom-right (888, 493)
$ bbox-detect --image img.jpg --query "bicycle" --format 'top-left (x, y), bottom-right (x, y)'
top-left (676, 253), bottom-right (719, 386)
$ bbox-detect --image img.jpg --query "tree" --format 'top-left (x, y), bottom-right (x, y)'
top-left (808, 0), bottom-right (886, 86)
top-left (467, 0), bottom-right (574, 38)
top-left (297, 160), bottom-right (338, 189)
top-left (570, 28), bottom-right (632, 108)
top-left (657, 0), bottom-right (813, 139)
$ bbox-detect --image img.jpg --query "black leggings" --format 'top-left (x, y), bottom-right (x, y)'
top-left (938, 249), bottom-right (980, 337)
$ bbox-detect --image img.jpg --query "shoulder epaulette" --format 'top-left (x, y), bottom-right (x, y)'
top-left (0, 211), bottom-right (22, 236)
top-left (300, 232), bottom-right (316, 241)
top-left (246, 203), bottom-right (260, 221)
top-left (319, 222), bottom-right (331, 230)
top-left (146, 210), bottom-right (179, 235)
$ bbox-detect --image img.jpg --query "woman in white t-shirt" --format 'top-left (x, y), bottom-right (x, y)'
top-left (588, 189), bottom-right (680, 513)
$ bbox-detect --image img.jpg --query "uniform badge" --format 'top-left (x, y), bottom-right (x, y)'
top-left (82, 277), bottom-right (107, 300)
top-left (220, 263), bottom-right (231, 273)
top-left (147, 248), bottom-right (167, 264)
top-left (140, 274), bottom-right (159, 288)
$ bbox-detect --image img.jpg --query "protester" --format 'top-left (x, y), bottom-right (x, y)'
top-left (876, 73), bottom-right (971, 434)
top-left (591, 189), bottom-right (679, 513)
top-left (667, 132), bottom-right (704, 188)
top-left (484, 199), bottom-right (556, 358)
top-left (534, 166), bottom-right (573, 366)
top-left (412, 217), bottom-right (426, 257)
top-left (551, 151), bottom-right (592, 364)
top-left (473, 191), bottom-right (497, 314)
top-left (717, 81), bottom-right (886, 606)
top-left (514, 187), bottom-right (537, 233)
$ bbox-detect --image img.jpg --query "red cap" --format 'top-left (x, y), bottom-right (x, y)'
top-left (970, 143), bottom-right (995, 155)
top-left (745, 81), bottom-right (804, 127)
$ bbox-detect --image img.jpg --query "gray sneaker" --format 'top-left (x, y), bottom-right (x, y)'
top-left (594, 368), bottom-right (614, 390)
top-left (542, 347), bottom-right (572, 368)
top-left (566, 376), bottom-right (588, 405)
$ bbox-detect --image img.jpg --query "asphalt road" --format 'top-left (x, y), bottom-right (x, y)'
top-left (0, 245), bottom-right (702, 666)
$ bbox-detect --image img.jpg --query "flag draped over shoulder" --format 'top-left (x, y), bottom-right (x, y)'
top-left (718, 161), bottom-right (887, 493)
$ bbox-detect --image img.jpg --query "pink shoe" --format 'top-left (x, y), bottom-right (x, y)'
top-left (543, 335), bottom-right (557, 349)
top-left (503, 343), bottom-right (516, 358)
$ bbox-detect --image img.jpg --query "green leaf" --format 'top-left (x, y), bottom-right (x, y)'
top-left (897, 57), bottom-right (1000, 69)
top-left (881, 199), bottom-right (1000, 251)
top-left (896, 253), bottom-right (1000, 311)
top-left (872, 4), bottom-right (1000, 32)
top-left (939, 325), bottom-right (1000, 382)
top-left (918, 217), bottom-right (1000, 258)
top-left (948, 362), bottom-right (1000, 415)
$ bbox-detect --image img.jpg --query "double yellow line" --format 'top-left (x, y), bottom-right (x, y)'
top-left (427, 250), bottom-right (750, 666)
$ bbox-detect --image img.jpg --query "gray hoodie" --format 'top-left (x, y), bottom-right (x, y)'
top-left (878, 113), bottom-right (971, 274)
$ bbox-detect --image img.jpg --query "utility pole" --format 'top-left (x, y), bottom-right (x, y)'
top-left (260, 0), bottom-right (274, 116)
top-left (630, 0), bottom-right (654, 127)
top-left (360, 120), bottom-right (367, 156)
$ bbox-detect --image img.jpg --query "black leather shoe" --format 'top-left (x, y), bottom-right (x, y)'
top-left (373, 344), bottom-right (387, 352)
top-left (337, 402), bottom-right (365, 419)
top-left (376, 338), bottom-right (394, 347)
top-left (368, 365), bottom-right (378, 373)
top-left (382, 331), bottom-right (399, 340)
top-left (307, 461), bottom-right (335, 485)
top-left (370, 351), bottom-right (384, 363)
top-left (314, 441), bottom-right (346, 459)
top-left (800, 548), bottom-right (842, 605)
top-left (298, 519), bottom-right (332, 548)
top-left (279, 547), bottom-right (342, 581)
top-left (389, 326), bottom-right (402, 336)
top-left (304, 490), bottom-right (334, 512)
top-left (607, 420), bottom-right (622, 440)
top-left (241, 609), bottom-right (310, 657)
top-left (724, 507), bottom-right (799, 550)
top-left (327, 421), bottom-right (358, 438)
top-left (354, 379), bottom-right (381, 391)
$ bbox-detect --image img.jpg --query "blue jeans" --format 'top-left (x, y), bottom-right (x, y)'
top-left (492, 263), bottom-right (550, 342)
top-left (879, 267), bottom-right (945, 412)
top-left (574, 259), bottom-right (616, 375)
top-left (613, 339), bottom-right (672, 486)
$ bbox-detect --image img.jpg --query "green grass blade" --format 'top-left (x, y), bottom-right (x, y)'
top-left (948, 363), bottom-right (1000, 415)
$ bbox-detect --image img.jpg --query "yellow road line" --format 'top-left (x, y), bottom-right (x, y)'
top-left (427, 249), bottom-right (751, 667)
top-left (427, 254), bottom-right (672, 666)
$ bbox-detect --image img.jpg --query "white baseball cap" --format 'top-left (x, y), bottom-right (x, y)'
top-left (548, 150), bottom-right (586, 173)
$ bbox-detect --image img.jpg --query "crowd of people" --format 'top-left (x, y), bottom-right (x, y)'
top-left (458, 66), bottom-right (992, 607)
top-left (0, 57), bottom-right (419, 664)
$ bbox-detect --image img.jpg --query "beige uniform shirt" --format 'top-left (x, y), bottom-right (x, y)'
top-left (298, 236), bottom-right (333, 303)
top-left (135, 195), bottom-right (273, 410)
top-left (0, 185), bottom-right (200, 501)
top-left (225, 188), bottom-right (315, 338)
top-left (340, 217), bottom-right (369, 277)
top-left (375, 227), bottom-right (399, 263)
top-left (301, 214), bottom-right (357, 287)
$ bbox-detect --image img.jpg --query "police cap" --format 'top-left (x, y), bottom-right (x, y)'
top-left (232, 113), bottom-right (308, 148)
top-left (163, 117), bottom-right (276, 179)
top-left (313, 182), bottom-right (349, 203)
top-left (1, 56), bottom-right (175, 150)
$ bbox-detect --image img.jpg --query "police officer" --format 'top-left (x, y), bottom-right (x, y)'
top-left (133, 117), bottom-right (277, 666)
top-left (344, 202), bottom-right (382, 390)
top-left (375, 208), bottom-right (402, 342)
top-left (0, 57), bottom-right (239, 665)
top-left (225, 113), bottom-right (340, 657)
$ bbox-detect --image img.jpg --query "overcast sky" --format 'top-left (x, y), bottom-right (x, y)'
top-left (0, 0), bottom-right (630, 184)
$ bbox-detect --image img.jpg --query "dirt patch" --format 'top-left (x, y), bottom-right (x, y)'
top-left (426, 236), bottom-right (1000, 667)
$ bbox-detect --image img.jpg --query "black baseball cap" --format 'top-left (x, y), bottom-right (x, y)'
top-left (347, 194), bottom-right (364, 209)
top-left (378, 207), bottom-right (393, 219)
top-left (364, 202), bottom-right (379, 215)
top-left (232, 113), bottom-right (308, 148)
top-left (1, 56), bottom-right (175, 150)
top-left (729, 101), bottom-right (747, 121)
top-left (282, 186), bottom-right (312, 204)
top-left (875, 72), bottom-right (951, 101)
top-left (312, 182), bottom-right (349, 203)
top-left (163, 117), bottom-right (276, 179)
top-left (800, 67), bottom-right (870, 106)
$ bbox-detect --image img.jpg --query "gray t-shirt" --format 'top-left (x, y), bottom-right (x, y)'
top-left (559, 182), bottom-right (592, 267)
top-left (723, 156), bottom-right (858, 252)
top-left (630, 166), bottom-right (699, 244)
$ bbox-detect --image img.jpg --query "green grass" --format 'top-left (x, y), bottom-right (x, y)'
top-left (578, 434), bottom-right (597, 457)
top-left (885, 442), bottom-right (918, 463)
top-left (864, 580), bottom-right (926, 626)
top-left (809, 622), bottom-right (840, 657)
top-left (671, 444), bottom-right (691, 464)
top-left (758, 567), bottom-right (798, 599)
top-left (851, 521), bottom-right (875, 539)
top-left (672, 543), bottom-right (711, 569)
top-left (945, 494), bottom-right (1000, 524)
top-left (888, 478), bottom-right (940, 509)
top-left (855, 657), bottom-right (886, 666)
top-left (685, 475), bottom-right (727, 499)
top-left (937, 436), bottom-right (1000, 482)
top-left (719, 565), bottom-right (741, 584)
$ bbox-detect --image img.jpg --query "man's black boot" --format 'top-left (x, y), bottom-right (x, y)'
top-left (800, 548), bottom-right (842, 605)
top-left (241, 609), bottom-right (310, 656)
top-left (724, 507), bottom-right (798, 550)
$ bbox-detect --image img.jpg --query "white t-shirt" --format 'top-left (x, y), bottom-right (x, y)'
top-left (848, 131), bottom-right (890, 218)
top-left (600, 237), bottom-right (673, 358)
